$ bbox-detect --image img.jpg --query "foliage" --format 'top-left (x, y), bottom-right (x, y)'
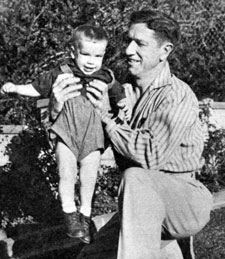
top-left (0, 126), bottom-right (61, 228)
top-left (199, 99), bottom-right (225, 192)
top-left (92, 165), bottom-right (120, 216)
top-left (0, 126), bottom-right (121, 228)
top-left (0, 0), bottom-right (225, 123)
top-left (168, 0), bottom-right (225, 100)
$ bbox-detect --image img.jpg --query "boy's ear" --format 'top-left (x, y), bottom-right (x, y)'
top-left (70, 46), bottom-right (76, 59)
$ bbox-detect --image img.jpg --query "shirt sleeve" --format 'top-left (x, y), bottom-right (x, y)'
top-left (102, 90), bottom-right (199, 169)
top-left (108, 81), bottom-right (125, 103)
top-left (108, 80), bottom-right (125, 116)
top-left (32, 67), bottom-right (61, 97)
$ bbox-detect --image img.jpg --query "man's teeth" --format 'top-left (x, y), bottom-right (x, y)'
top-left (129, 59), bottom-right (139, 63)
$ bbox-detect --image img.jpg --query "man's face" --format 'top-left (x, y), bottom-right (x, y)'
top-left (125, 23), bottom-right (163, 78)
top-left (75, 37), bottom-right (107, 75)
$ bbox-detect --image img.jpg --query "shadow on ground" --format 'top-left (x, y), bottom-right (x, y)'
top-left (194, 207), bottom-right (225, 259)
top-left (77, 213), bottom-right (119, 259)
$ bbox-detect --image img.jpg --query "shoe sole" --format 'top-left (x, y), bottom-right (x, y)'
top-left (66, 232), bottom-right (85, 239)
top-left (79, 236), bottom-right (91, 244)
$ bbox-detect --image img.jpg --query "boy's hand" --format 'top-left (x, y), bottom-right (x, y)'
top-left (117, 98), bottom-right (132, 122)
top-left (0, 82), bottom-right (17, 95)
top-left (86, 79), bottom-right (109, 115)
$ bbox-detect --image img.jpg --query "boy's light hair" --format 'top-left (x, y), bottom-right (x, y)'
top-left (70, 24), bottom-right (108, 50)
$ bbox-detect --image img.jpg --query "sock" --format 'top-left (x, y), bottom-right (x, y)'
top-left (80, 206), bottom-right (91, 217)
top-left (62, 202), bottom-right (77, 214)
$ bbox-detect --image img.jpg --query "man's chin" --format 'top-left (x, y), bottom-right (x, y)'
top-left (128, 67), bottom-right (138, 77)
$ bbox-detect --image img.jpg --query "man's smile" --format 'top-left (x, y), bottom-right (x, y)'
top-left (127, 57), bottom-right (140, 65)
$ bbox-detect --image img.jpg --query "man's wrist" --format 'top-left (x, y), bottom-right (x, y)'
top-left (100, 110), bottom-right (112, 125)
top-left (49, 98), bottom-right (64, 122)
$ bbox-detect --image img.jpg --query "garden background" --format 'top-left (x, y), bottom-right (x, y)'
top-left (0, 0), bottom-right (225, 248)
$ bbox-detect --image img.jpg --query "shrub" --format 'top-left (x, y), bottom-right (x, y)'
top-left (199, 99), bottom-right (225, 192)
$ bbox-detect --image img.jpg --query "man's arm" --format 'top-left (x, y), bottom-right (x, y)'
top-left (103, 100), bottom-right (196, 169)
top-left (88, 83), bottom-right (199, 169)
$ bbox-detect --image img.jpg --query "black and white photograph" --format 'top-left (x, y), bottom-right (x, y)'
top-left (0, 1), bottom-right (225, 258)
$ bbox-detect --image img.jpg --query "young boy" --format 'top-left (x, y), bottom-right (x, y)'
top-left (1, 25), bottom-right (130, 244)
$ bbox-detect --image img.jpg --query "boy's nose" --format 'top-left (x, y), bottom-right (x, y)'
top-left (87, 57), bottom-right (95, 64)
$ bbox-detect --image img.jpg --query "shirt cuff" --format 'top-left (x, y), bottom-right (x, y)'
top-left (100, 110), bottom-right (118, 133)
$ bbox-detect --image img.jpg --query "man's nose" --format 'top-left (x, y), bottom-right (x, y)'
top-left (126, 40), bottom-right (136, 55)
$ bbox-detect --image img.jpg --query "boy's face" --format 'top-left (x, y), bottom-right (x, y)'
top-left (75, 37), bottom-right (107, 75)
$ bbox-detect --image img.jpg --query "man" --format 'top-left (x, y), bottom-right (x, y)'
top-left (50, 9), bottom-right (213, 259)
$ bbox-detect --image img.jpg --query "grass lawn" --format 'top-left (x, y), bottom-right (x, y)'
top-left (194, 206), bottom-right (225, 259)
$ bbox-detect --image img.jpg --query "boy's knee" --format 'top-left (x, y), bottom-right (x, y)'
top-left (80, 151), bottom-right (101, 166)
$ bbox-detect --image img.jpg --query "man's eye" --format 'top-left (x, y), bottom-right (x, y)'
top-left (136, 41), bottom-right (145, 46)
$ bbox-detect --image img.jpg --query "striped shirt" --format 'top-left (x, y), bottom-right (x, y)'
top-left (102, 62), bottom-right (204, 172)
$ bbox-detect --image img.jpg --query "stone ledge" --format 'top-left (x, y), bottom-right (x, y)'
top-left (213, 189), bottom-right (225, 209)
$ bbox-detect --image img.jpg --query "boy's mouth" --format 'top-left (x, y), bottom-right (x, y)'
top-left (83, 67), bottom-right (96, 74)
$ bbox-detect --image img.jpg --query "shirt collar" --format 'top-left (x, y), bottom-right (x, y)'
top-left (149, 61), bottom-right (172, 91)
top-left (65, 58), bottom-right (113, 84)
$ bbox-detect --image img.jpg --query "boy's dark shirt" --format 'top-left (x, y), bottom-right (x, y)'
top-left (32, 58), bottom-right (125, 112)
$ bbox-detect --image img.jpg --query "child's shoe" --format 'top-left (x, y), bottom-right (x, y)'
top-left (79, 213), bottom-right (97, 244)
top-left (64, 211), bottom-right (85, 238)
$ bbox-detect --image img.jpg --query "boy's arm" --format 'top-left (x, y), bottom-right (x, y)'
top-left (1, 82), bottom-right (40, 97)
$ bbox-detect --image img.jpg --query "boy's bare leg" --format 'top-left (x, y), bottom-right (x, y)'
top-left (55, 139), bottom-right (78, 213)
top-left (79, 150), bottom-right (101, 217)
top-left (55, 139), bottom-right (85, 239)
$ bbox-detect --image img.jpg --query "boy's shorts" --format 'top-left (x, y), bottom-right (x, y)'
top-left (51, 96), bottom-right (104, 162)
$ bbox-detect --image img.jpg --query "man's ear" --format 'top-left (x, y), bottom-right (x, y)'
top-left (160, 42), bottom-right (173, 61)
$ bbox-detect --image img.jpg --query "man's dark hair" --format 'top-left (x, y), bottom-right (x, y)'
top-left (130, 9), bottom-right (180, 46)
top-left (70, 24), bottom-right (108, 49)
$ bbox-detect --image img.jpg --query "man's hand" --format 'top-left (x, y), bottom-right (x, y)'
top-left (86, 79), bottom-right (109, 115)
top-left (117, 98), bottom-right (132, 122)
top-left (50, 73), bottom-right (82, 120)
top-left (0, 82), bottom-right (17, 95)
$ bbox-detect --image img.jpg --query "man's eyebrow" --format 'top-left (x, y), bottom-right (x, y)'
top-left (131, 37), bottom-right (148, 45)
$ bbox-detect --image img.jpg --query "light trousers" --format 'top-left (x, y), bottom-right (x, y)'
top-left (117, 168), bottom-right (213, 259)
